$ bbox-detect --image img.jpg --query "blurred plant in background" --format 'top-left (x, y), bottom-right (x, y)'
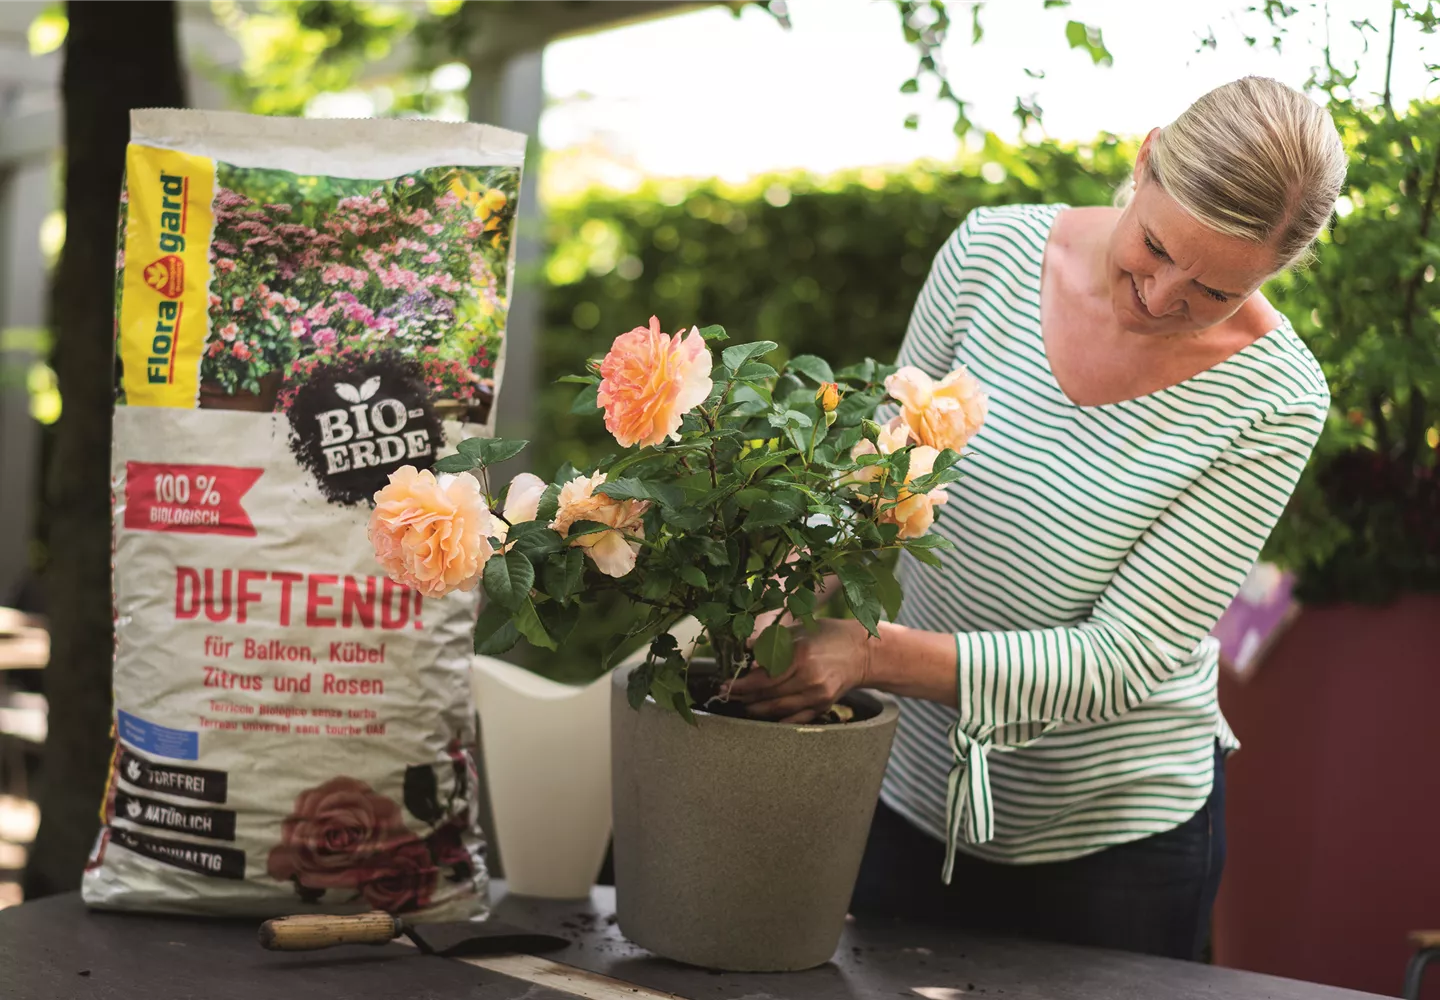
top-left (1258, 1), bottom-right (1440, 603)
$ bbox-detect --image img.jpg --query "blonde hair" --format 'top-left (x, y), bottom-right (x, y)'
top-left (1117, 76), bottom-right (1346, 268)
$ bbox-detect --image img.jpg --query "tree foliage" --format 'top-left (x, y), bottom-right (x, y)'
top-left (1251, 2), bottom-right (1440, 601)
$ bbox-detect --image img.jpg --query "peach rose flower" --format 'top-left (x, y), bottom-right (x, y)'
top-left (549, 471), bottom-right (649, 578)
top-left (369, 466), bottom-right (493, 598)
top-left (492, 472), bottom-right (548, 547)
top-left (845, 420), bottom-right (948, 538)
top-left (881, 444), bottom-right (950, 539)
top-left (846, 417), bottom-right (914, 486)
top-left (597, 317), bottom-right (713, 449)
top-left (885, 365), bottom-right (988, 453)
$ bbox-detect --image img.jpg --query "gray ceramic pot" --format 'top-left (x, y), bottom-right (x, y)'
top-left (610, 661), bottom-right (900, 972)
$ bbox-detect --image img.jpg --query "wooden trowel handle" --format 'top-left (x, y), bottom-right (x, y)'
top-left (259, 911), bottom-right (402, 951)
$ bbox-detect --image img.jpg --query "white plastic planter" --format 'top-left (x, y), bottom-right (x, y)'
top-left (470, 655), bottom-right (613, 900)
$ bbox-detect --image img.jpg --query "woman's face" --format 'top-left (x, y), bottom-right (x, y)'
top-left (1107, 134), bottom-right (1279, 337)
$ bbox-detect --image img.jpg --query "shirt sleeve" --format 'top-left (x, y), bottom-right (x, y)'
top-left (941, 388), bottom-right (1330, 878)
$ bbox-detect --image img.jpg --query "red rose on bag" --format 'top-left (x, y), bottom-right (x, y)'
top-left (267, 776), bottom-right (409, 890)
top-left (357, 836), bottom-right (438, 913)
top-left (425, 820), bottom-right (475, 873)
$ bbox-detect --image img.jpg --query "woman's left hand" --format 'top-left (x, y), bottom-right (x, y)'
top-left (725, 618), bottom-right (876, 724)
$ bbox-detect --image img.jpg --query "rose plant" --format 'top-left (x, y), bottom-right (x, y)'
top-left (369, 317), bottom-right (985, 721)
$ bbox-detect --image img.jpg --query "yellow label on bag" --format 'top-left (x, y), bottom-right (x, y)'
top-left (119, 145), bottom-right (214, 407)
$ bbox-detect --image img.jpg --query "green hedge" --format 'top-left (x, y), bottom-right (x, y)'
top-left (536, 136), bottom-right (1133, 479)
top-left (520, 136), bottom-right (1133, 681)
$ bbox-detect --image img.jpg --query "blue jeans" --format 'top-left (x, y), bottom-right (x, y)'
top-left (850, 743), bottom-right (1226, 961)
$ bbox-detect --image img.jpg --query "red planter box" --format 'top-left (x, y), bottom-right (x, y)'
top-left (1214, 594), bottom-right (1440, 996)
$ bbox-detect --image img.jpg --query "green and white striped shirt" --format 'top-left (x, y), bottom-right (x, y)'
top-left (882, 205), bottom-right (1328, 876)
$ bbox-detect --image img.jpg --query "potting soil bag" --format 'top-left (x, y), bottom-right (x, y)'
top-left (82, 109), bottom-right (524, 919)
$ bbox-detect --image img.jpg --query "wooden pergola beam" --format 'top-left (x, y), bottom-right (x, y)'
top-left (460, 1), bottom-right (729, 62)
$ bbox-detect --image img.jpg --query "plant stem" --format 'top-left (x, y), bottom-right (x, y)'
top-left (1371, 389), bottom-right (1393, 457)
top-left (1383, 2), bottom-right (1399, 115)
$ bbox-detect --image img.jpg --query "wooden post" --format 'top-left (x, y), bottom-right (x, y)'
top-left (468, 50), bottom-right (544, 483)
top-left (22, 0), bottom-right (186, 899)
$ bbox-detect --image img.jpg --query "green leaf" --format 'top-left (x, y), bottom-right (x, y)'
top-left (639, 568), bottom-right (676, 601)
top-left (596, 477), bottom-right (685, 509)
top-left (1064, 20), bottom-right (1113, 65)
top-left (662, 506), bottom-right (711, 531)
top-left (570, 382), bottom-right (600, 415)
top-left (696, 537), bottom-right (730, 566)
top-left (679, 565), bottom-right (708, 589)
top-left (904, 113), bottom-right (920, 131)
top-left (870, 560), bottom-right (904, 622)
top-left (697, 324), bottom-right (729, 342)
top-left (734, 362), bottom-right (779, 380)
top-left (888, 447), bottom-right (912, 486)
top-left (535, 600), bottom-right (580, 647)
top-left (513, 597), bottom-right (556, 650)
top-left (903, 533), bottom-right (951, 550)
top-left (771, 373), bottom-right (807, 404)
top-left (786, 354), bottom-right (835, 384)
top-left (832, 389), bottom-right (880, 428)
top-left (694, 601), bottom-right (731, 632)
top-left (542, 548), bottom-right (585, 603)
top-left (556, 374), bottom-right (599, 385)
top-left (722, 340), bottom-right (779, 371)
top-left (899, 77), bottom-right (919, 95)
top-left (846, 589), bottom-right (882, 638)
top-left (753, 621), bottom-right (794, 677)
top-left (474, 602), bottom-right (520, 655)
top-left (506, 521), bottom-right (562, 561)
top-left (483, 551), bottom-right (535, 611)
top-left (902, 540), bottom-right (945, 568)
top-left (534, 483), bottom-right (561, 525)
top-left (787, 587), bottom-right (817, 621)
top-left (626, 657), bottom-right (658, 709)
top-left (457, 437), bottom-right (529, 467)
top-left (731, 612), bottom-right (756, 641)
top-left (743, 494), bottom-right (806, 529)
top-left (432, 453), bottom-right (476, 474)
top-left (566, 519), bottom-right (612, 537)
top-left (836, 358), bottom-right (879, 383)
top-left (835, 562), bottom-right (874, 610)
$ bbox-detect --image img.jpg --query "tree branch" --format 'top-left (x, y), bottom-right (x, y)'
top-left (1383, 1), bottom-right (1399, 114)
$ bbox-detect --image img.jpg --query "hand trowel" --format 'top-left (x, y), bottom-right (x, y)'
top-left (258, 911), bottom-right (571, 958)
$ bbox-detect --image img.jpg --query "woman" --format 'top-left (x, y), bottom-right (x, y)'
top-left (728, 76), bottom-right (1346, 961)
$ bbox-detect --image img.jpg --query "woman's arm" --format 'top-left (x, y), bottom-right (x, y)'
top-left (729, 391), bottom-right (1328, 851)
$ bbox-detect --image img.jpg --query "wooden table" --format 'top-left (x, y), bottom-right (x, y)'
top-left (0, 884), bottom-right (1388, 1000)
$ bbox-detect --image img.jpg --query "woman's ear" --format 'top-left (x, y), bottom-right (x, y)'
top-left (1133, 127), bottom-right (1161, 188)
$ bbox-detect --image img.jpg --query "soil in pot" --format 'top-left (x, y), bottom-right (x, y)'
top-left (687, 667), bottom-right (873, 726)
